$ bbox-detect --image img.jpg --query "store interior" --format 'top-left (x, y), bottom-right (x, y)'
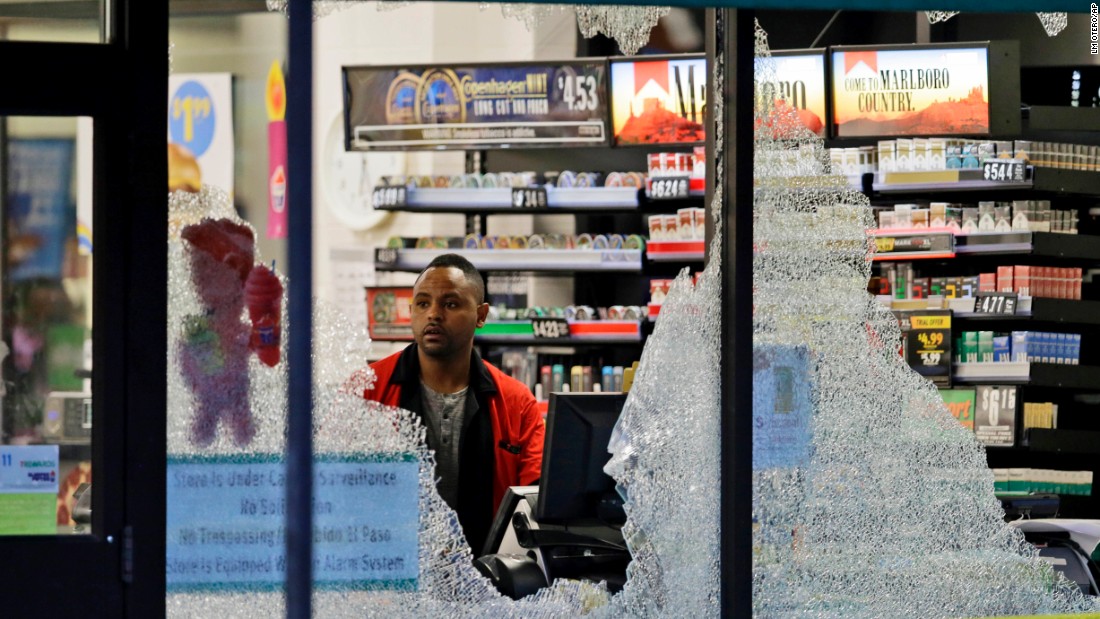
top-left (2, 1), bottom-right (1100, 614)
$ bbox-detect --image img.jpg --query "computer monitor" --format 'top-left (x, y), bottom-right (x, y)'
top-left (535, 392), bottom-right (627, 524)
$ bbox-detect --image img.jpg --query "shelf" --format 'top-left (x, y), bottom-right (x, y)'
top-left (862, 165), bottom-right (1100, 197)
top-left (868, 168), bottom-right (1032, 194)
top-left (870, 229), bottom-right (955, 261)
top-left (951, 232), bottom-right (1100, 261)
top-left (374, 248), bottom-right (643, 273)
top-left (378, 186), bottom-right (641, 212)
top-left (1026, 429), bottom-right (1100, 455)
top-left (953, 362), bottom-right (1100, 389)
top-left (474, 320), bottom-right (645, 346)
top-left (646, 240), bottom-right (705, 262)
top-left (953, 298), bottom-right (1100, 325)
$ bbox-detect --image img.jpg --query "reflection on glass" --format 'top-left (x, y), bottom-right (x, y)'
top-left (0, 1), bottom-right (106, 44)
top-left (1, 116), bottom-right (93, 535)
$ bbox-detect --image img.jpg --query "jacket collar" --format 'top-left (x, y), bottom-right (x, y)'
top-left (393, 343), bottom-right (497, 395)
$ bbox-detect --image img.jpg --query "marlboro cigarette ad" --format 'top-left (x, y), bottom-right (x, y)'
top-left (755, 51), bottom-right (827, 137)
top-left (610, 55), bottom-right (706, 145)
top-left (831, 46), bottom-right (990, 137)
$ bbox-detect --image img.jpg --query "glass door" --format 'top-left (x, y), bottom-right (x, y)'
top-left (0, 0), bottom-right (167, 614)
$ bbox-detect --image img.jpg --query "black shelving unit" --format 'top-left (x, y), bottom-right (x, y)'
top-left (868, 155), bottom-right (1100, 519)
top-left (373, 157), bottom-right (707, 374)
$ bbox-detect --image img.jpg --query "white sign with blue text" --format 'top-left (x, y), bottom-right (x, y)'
top-left (166, 453), bottom-right (418, 592)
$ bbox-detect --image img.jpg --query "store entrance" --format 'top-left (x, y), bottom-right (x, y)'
top-left (0, 1), bottom-right (167, 615)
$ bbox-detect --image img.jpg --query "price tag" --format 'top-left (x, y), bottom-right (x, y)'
top-left (648, 176), bottom-right (691, 200)
top-left (905, 310), bottom-right (952, 387)
top-left (530, 317), bottom-right (571, 340)
top-left (372, 186), bottom-right (407, 209)
top-left (375, 248), bottom-right (399, 266)
top-left (511, 187), bottom-right (548, 209)
top-left (982, 159), bottom-right (1026, 183)
top-left (973, 292), bottom-right (1018, 315)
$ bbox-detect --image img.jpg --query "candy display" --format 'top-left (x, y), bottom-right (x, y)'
top-left (378, 169), bottom-right (647, 190)
top-left (389, 233), bottom-right (647, 251)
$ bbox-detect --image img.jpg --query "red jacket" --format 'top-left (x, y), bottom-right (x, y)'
top-left (357, 344), bottom-right (544, 552)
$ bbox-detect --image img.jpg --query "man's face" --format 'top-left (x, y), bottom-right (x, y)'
top-left (411, 266), bottom-right (488, 359)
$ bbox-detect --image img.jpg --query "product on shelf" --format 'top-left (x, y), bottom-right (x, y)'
top-left (991, 469), bottom-right (1093, 495)
top-left (874, 199), bottom-right (1078, 234)
top-left (955, 330), bottom-right (1081, 365)
top-left (1016, 141), bottom-right (1100, 172)
top-left (835, 138), bottom-right (1100, 175)
top-left (874, 262), bottom-right (1083, 300)
top-left (378, 169), bottom-right (648, 191)
top-left (1022, 401), bottom-right (1058, 432)
top-left (648, 208), bottom-right (705, 241)
top-left (388, 232), bottom-right (647, 252)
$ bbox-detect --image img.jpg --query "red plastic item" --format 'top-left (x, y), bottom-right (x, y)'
top-left (245, 264), bottom-right (283, 367)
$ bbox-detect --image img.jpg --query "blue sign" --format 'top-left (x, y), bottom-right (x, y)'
top-left (752, 345), bottom-right (814, 469)
top-left (6, 139), bottom-right (74, 281)
top-left (344, 60), bottom-right (609, 150)
top-left (166, 453), bottom-right (419, 592)
top-left (169, 80), bottom-right (217, 157)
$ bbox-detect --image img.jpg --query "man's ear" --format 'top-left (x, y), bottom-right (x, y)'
top-left (476, 302), bottom-right (489, 328)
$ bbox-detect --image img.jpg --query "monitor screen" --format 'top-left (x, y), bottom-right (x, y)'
top-left (535, 392), bottom-right (627, 524)
top-left (609, 54), bottom-right (706, 146)
top-left (831, 44), bottom-right (992, 137)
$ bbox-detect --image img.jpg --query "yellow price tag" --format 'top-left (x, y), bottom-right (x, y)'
top-left (874, 237), bottom-right (895, 252)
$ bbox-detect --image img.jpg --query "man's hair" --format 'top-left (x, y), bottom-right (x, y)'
top-left (416, 253), bottom-right (486, 304)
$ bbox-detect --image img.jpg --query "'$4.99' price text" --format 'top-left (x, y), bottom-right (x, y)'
top-left (916, 331), bottom-right (944, 367)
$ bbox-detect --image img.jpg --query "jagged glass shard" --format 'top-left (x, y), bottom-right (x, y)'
top-left (574, 5), bottom-right (670, 55)
top-left (265, 2), bottom-right (665, 58)
top-left (925, 10), bottom-right (960, 24)
top-left (1037, 12), bottom-right (1068, 37)
top-left (751, 21), bottom-right (1100, 619)
top-left (498, 3), bottom-right (572, 31)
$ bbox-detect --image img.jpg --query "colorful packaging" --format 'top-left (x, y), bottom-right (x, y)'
top-left (979, 273), bottom-right (996, 293)
top-left (996, 266), bottom-right (1014, 293)
top-left (1013, 266), bottom-right (1031, 297)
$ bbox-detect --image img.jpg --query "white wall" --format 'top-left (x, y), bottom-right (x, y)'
top-left (311, 2), bottom-right (578, 357)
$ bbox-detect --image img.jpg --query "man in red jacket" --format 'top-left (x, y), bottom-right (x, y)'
top-left (358, 254), bottom-right (544, 555)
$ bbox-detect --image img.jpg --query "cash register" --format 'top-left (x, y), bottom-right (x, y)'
top-left (474, 392), bottom-right (632, 599)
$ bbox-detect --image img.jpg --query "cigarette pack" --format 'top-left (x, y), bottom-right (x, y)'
top-left (996, 266), bottom-right (1014, 293)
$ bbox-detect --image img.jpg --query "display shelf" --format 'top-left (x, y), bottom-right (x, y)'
top-left (869, 168), bottom-right (1032, 194)
top-left (374, 248), bottom-right (644, 273)
top-left (646, 240), bottom-right (705, 262)
top-left (644, 176), bottom-right (706, 199)
top-left (882, 296), bottom-right (1037, 317)
top-left (863, 166), bottom-right (1100, 198)
top-left (952, 232), bottom-right (1100, 260)
top-left (1025, 429), bottom-right (1100, 455)
top-left (476, 320), bottom-right (644, 346)
top-left (870, 229), bottom-right (955, 261)
top-left (377, 185), bottom-right (641, 212)
top-left (953, 298), bottom-right (1100, 325)
top-left (953, 362), bottom-right (1099, 389)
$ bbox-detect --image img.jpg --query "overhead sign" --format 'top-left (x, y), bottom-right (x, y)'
top-left (832, 45), bottom-right (990, 137)
top-left (344, 61), bottom-right (609, 150)
top-left (610, 54), bottom-right (706, 146)
top-left (755, 50), bottom-right (827, 137)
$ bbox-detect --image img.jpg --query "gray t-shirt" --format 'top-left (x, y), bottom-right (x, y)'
top-left (420, 381), bottom-right (469, 508)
